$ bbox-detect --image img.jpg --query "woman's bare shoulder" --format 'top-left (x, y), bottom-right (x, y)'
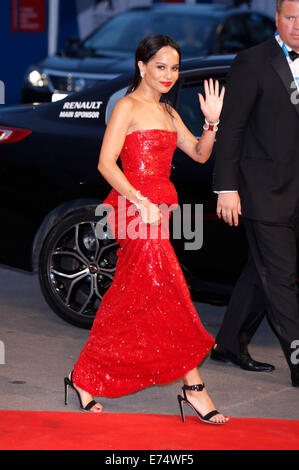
top-left (161, 101), bottom-right (179, 117)
top-left (108, 95), bottom-right (137, 126)
top-left (161, 102), bottom-right (181, 128)
top-left (113, 95), bottom-right (136, 112)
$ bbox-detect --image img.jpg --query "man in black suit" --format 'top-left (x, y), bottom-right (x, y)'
top-left (211, 0), bottom-right (299, 386)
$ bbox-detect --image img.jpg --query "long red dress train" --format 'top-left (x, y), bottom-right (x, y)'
top-left (72, 129), bottom-right (214, 397)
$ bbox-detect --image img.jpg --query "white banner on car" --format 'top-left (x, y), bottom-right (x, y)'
top-left (59, 100), bottom-right (103, 118)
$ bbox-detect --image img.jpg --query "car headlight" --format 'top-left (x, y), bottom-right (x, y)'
top-left (27, 69), bottom-right (49, 88)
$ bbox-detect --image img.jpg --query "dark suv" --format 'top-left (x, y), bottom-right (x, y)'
top-left (21, 3), bottom-right (275, 103)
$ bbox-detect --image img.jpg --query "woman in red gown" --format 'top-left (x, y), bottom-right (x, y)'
top-left (65, 35), bottom-right (228, 424)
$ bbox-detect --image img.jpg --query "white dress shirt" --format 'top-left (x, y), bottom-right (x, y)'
top-left (275, 33), bottom-right (299, 92)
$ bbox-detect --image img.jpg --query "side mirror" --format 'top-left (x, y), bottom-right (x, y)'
top-left (65, 37), bottom-right (80, 51)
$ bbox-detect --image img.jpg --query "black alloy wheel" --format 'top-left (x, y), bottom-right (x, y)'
top-left (38, 206), bottom-right (119, 329)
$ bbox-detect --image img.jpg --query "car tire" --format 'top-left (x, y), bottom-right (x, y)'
top-left (38, 206), bottom-right (119, 329)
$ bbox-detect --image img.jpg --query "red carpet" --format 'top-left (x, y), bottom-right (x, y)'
top-left (1, 410), bottom-right (299, 450)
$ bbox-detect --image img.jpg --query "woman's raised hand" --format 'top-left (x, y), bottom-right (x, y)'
top-left (198, 79), bottom-right (225, 124)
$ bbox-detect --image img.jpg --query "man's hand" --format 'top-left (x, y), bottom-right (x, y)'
top-left (217, 192), bottom-right (242, 226)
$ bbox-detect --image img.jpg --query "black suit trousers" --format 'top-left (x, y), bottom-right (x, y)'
top-left (215, 217), bottom-right (299, 371)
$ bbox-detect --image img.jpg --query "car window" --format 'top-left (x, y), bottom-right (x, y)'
top-left (244, 13), bottom-right (275, 45)
top-left (83, 11), bottom-right (217, 57)
top-left (177, 78), bottom-right (226, 137)
top-left (214, 14), bottom-right (250, 53)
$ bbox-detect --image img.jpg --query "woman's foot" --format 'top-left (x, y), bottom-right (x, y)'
top-left (68, 372), bottom-right (103, 413)
top-left (182, 384), bottom-right (228, 424)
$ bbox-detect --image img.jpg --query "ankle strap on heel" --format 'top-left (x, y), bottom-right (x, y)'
top-left (183, 384), bottom-right (205, 391)
top-left (182, 383), bottom-right (205, 399)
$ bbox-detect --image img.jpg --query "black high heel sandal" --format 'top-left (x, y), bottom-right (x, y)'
top-left (64, 371), bottom-right (102, 413)
top-left (177, 384), bottom-right (227, 425)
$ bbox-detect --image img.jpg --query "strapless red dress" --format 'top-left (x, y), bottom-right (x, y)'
top-left (72, 129), bottom-right (214, 397)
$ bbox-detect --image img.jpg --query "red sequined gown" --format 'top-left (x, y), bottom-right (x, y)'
top-left (73, 129), bottom-right (214, 397)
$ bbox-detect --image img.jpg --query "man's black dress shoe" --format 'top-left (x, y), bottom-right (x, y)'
top-left (210, 345), bottom-right (275, 372)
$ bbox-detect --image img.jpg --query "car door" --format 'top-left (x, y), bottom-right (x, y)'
top-left (170, 67), bottom-right (248, 290)
top-left (171, 66), bottom-right (228, 203)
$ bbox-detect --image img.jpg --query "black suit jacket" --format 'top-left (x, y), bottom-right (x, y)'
top-left (213, 37), bottom-right (299, 223)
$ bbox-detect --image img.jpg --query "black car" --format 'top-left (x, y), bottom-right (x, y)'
top-left (21, 3), bottom-right (275, 103)
top-left (1, 54), bottom-right (296, 329)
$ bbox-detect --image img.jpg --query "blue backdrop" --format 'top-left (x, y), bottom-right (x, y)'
top-left (1, 1), bottom-right (48, 104)
top-left (0, 0), bottom-right (79, 105)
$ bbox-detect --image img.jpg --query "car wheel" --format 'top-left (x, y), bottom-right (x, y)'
top-left (38, 206), bottom-right (119, 329)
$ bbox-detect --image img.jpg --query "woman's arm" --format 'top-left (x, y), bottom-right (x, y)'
top-left (98, 97), bottom-right (139, 203)
top-left (173, 79), bottom-right (225, 163)
top-left (98, 97), bottom-right (161, 225)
